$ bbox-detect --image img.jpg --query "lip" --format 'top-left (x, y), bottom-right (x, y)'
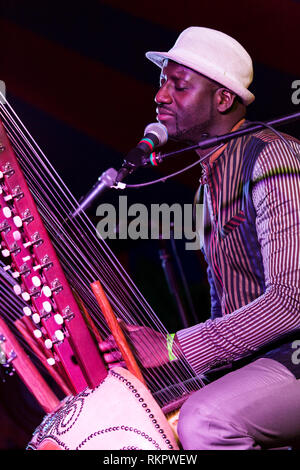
top-left (156, 111), bottom-right (174, 121)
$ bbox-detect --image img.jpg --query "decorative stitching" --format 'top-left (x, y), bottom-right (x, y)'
top-left (110, 369), bottom-right (174, 450)
top-left (76, 425), bottom-right (161, 450)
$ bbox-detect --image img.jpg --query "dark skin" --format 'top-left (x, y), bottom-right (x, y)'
top-left (155, 60), bottom-right (246, 158)
top-left (100, 60), bottom-right (247, 368)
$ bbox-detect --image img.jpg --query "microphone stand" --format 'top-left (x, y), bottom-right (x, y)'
top-left (158, 235), bottom-right (191, 329)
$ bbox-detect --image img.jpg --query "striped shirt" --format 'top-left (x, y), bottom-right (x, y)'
top-left (177, 126), bottom-right (300, 377)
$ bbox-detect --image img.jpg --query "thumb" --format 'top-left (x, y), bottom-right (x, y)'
top-left (117, 318), bottom-right (141, 333)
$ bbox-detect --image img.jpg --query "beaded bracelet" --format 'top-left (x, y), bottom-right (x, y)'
top-left (166, 333), bottom-right (177, 361)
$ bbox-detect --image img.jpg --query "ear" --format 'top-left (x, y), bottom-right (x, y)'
top-left (215, 88), bottom-right (236, 113)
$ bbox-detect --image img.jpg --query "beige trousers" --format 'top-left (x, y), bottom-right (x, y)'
top-left (178, 358), bottom-right (300, 450)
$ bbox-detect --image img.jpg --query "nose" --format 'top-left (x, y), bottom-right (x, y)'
top-left (155, 82), bottom-right (172, 105)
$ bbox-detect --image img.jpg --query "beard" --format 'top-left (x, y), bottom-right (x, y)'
top-left (170, 102), bottom-right (216, 145)
top-left (171, 122), bottom-right (211, 145)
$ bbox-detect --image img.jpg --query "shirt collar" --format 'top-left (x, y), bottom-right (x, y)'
top-left (209, 118), bottom-right (246, 165)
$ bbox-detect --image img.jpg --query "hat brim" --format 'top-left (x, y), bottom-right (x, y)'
top-left (146, 50), bottom-right (255, 106)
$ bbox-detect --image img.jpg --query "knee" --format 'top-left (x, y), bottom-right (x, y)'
top-left (177, 393), bottom-right (215, 449)
top-left (177, 392), bottom-right (252, 450)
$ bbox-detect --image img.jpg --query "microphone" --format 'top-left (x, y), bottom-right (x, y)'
top-left (70, 167), bottom-right (118, 218)
top-left (116, 122), bottom-right (168, 182)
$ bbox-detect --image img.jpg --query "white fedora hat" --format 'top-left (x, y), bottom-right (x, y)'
top-left (146, 26), bottom-right (255, 106)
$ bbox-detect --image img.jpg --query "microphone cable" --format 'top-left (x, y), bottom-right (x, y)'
top-left (115, 145), bottom-right (223, 189)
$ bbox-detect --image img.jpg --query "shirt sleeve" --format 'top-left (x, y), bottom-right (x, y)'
top-left (176, 138), bottom-right (300, 375)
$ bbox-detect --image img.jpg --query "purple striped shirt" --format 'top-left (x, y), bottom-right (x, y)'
top-left (177, 128), bottom-right (300, 376)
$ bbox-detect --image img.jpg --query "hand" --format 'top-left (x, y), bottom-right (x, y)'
top-left (99, 321), bottom-right (174, 369)
top-left (98, 333), bottom-right (127, 369)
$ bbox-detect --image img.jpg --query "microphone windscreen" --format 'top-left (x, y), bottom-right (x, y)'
top-left (143, 123), bottom-right (168, 147)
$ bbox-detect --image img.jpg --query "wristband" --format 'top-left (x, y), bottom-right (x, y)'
top-left (166, 333), bottom-right (177, 361)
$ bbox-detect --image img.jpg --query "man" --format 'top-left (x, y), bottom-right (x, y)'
top-left (101, 27), bottom-right (300, 449)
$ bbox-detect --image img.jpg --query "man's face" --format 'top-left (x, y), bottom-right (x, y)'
top-left (155, 60), bottom-right (218, 144)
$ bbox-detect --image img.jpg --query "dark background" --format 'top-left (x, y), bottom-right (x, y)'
top-left (0, 0), bottom-right (299, 449)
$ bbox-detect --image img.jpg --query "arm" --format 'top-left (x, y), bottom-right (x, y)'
top-left (176, 138), bottom-right (300, 375)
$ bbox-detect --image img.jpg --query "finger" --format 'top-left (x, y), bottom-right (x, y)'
top-left (108, 361), bottom-right (127, 370)
top-left (98, 335), bottom-right (117, 352)
top-left (103, 350), bottom-right (123, 363)
top-left (98, 340), bottom-right (113, 352)
top-left (121, 323), bottom-right (142, 333)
